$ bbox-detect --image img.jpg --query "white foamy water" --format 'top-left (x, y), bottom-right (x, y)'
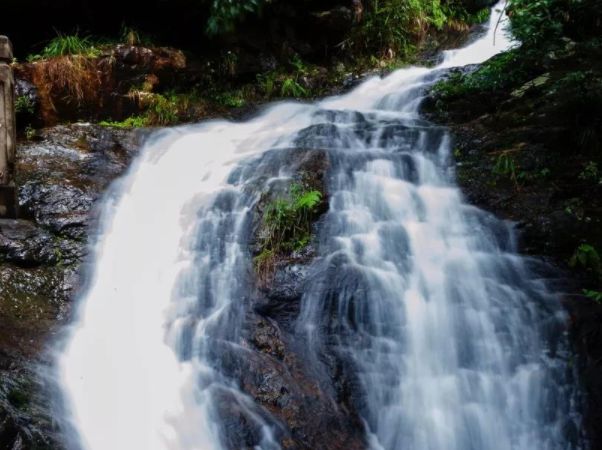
top-left (58, 3), bottom-right (584, 450)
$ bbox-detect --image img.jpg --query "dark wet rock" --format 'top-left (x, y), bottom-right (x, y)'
top-left (19, 184), bottom-right (93, 239)
top-left (254, 260), bottom-right (313, 332)
top-left (0, 363), bottom-right (56, 450)
top-left (217, 311), bottom-right (366, 450)
top-left (0, 220), bottom-right (57, 267)
top-left (565, 294), bottom-right (602, 447)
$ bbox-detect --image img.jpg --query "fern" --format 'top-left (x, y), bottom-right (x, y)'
top-left (281, 78), bottom-right (307, 98)
top-left (294, 190), bottom-right (322, 210)
top-left (255, 181), bottom-right (325, 280)
top-left (583, 290), bottom-right (602, 303)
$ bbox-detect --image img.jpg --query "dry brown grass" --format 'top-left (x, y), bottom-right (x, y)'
top-left (28, 55), bottom-right (104, 122)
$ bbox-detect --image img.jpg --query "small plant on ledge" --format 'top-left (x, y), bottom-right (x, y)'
top-left (254, 182), bottom-right (324, 283)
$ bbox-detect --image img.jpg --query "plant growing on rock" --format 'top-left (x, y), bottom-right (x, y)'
top-left (254, 182), bottom-right (324, 282)
top-left (281, 77), bottom-right (307, 98)
top-left (492, 150), bottom-right (521, 188)
top-left (583, 289), bottom-right (602, 304)
top-left (14, 96), bottom-right (34, 115)
top-left (28, 33), bottom-right (101, 61)
top-left (570, 244), bottom-right (602, 279)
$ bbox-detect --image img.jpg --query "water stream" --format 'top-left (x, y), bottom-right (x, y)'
top-left (58, 4), bottom-right (584, 449)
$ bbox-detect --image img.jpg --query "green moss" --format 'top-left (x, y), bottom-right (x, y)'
top-left (7, 387), bottom-right (30, 408)
top-left (99, 116), bottom-right (149, 129)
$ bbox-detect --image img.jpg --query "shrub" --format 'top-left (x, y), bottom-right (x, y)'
top-left (206, 0), bottom-right (270, 35)
top-left (508, 0), bottom-right (602, 49)
top-left (570, 244), bottom-right (602, 277)
top-left (507, 0), bottom-right (563, 49)
top-left (352, 0), bottom-right (490, 58)
top-left (432, 49), bottom-right (527, 99)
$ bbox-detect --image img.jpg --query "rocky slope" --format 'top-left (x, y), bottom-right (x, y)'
top-left (422, 39), bottom-right (602, 448)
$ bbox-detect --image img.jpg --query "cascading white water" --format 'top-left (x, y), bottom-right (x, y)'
top-left (59, 3), bottom-right (584, 449)
top-left (58, 108), bottom-right (315, 449)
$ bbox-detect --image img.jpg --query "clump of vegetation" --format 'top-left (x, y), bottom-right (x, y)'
top-left (15, 96), bottom-right (35, 115)
top-left (350, 0), bottom-right (490, 58)
top-left (570, 244), bottom-right (602, 278)
top-left (28, 33), bottom-right (102, 61)
top-left (213, 90), bottom-right (246, 108)
top-left (120, 26), bottom-right (155, 47)
top-left (570, 244), bottom-right (602, 304)
top-left (507, 0), bottom-right (602, 51)
top-left (256, 56), bottom-right (317, 99)
top-left (254, 182), bottom-right (324, 281)
top-left (206, 0), bottom-right (270, 35)
top-left (579, 161), bottom-right (600, 183)
top-left (492, 150), bottom-right (519, 186)
top-left (28, 55), bottom-right (102, 109)
top-left (507, 0), bottom-right (564, 49)
top-left (432, 50), bottom-right (529, 100)
top-left (584, 289), bottom-right (602, 304)
top-left (99, 116), bottom-right (149, 129)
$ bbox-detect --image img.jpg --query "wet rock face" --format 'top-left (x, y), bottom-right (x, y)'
top-left (0, 124), bottom-right (144, 449)
top-left (207, 147), bottom-right (366, 449)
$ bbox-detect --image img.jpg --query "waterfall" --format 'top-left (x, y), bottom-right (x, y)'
top-left (58, 3), bottom-right (584, 449)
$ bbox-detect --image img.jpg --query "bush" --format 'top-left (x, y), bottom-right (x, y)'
top-left (432, 49), bottom-right (528, 99)
top-left (507, 0), bottom-right (564, 49)
top-left (570, 244), bottom-right (602, 278)
top-left (352, 0), bottom-right (490, 57)
top-left (206, 0), bottom-right (270, 35)
top-left (508, 0), bottom-right (602, 49)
